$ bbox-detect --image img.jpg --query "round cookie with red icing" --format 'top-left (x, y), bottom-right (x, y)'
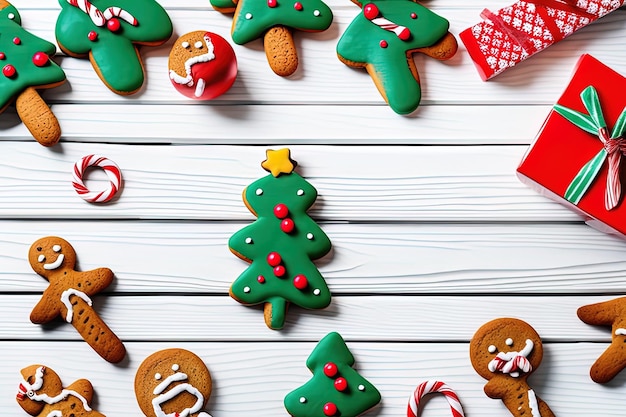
top-left (336, 0), bottom-right (457, 115)
top-left (134, 348), bottom-right (212, 417)
top-left (168, 31), bottom-right (237, 100)
top-left (0, 0), bottom-right (66, 146)
top-left (55, 0), bottom-right (173, 95)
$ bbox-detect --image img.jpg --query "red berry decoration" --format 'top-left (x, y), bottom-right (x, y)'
top-left (323, 403), bottom-right (338, 416)
top-left (13, 37), bottom-right (21, 45)
top-left (334, 377), bottom-right (348, 392)
top-left (294, 1), bottom-right (303, 10)
top-left (268, 0), bottom-right (278, 7)
top-left (398, 28), bottom-right (411, 41)
top-left (3, 64), bottom-right (16, 78)
top-left (281, 218), bottom-right (295, 233)
top-left (323, 362), bottom-right (338, 377)
top-left (274, 203), bottom-right (289, 219)
top-left (106, 18), bottom-right (121, 32)
top-left (32, 52), bottom-right (49, 67)
top-left (379, 40), bottom-right (388, 48)
top-left (257, 275), bottom-right (266, 283)
top-left (88, 31), bottom-right (98, 41)
top-left (267, 252), bottom-right (282, 266)
top-left (274, 265), bottom-right (286, 277)
top-left (293, 274), bottom-right (308, 290)
top-left (0, 52), bottom-right (5, 60)
top-left (410, 12), bottom-right (417, 19)
top-left (363, 3), bottom-right (379, 20)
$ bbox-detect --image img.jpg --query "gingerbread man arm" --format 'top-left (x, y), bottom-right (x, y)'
top-left (589, 345), bottom-right (626, 383)
top-left (30, 292), bottom-right (63, 324)
top-left (66, 379), bottom-right (95, 405)
top-left (78, 267), bottom-right (115, 296)
top-left (483, 377), bottom-right (508, 399)
top-left (577, 297), bottom-right (625, 326)
top-left (538, 398), bottom-right (556, 417)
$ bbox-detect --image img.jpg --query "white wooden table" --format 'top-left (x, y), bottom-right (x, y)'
top-left (1, 1), bottom-right (626, 416)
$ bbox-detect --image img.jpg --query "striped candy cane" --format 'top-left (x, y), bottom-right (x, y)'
top-left (408, 381), bottom-right (464, 417)
top-left (66, 0), bottom-right (106, 26)
top-left (363, 3), bottom-right (411, 41)
top-left (72, 155), bottom-right (123, 203)
top-left (103, 7), bottom-right (139, 26)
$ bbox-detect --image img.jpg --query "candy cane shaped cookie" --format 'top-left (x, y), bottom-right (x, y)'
top-left (72, 155), bottom-right (123, 203)
top-left (408, 381), bottom-right (464, 417)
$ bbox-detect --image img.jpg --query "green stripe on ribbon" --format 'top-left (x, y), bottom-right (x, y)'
top-left (563, 148), bottom-right (607, 204)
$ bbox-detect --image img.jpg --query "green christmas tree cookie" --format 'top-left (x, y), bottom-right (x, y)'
top-left (0, 0), bottom-right (66, 146)
top-left (229, 149), bottom-right (332, 330)
top-left (285, 332), bottom-right (382, 417)
top-left (210, 0), bottom-right (332, 76)
top-left (55, 0), bottom-right (172, 94)
top-left (337, 0), bottom-right (457, 115)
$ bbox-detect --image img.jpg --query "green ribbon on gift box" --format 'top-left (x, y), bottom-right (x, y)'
top-left (553, 85), bottom-right (626, 210)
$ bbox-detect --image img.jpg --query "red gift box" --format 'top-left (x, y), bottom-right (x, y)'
top-left (517, 54), bottom-right (626, 237)
top-left (459, 0), bottom-right (624, 81)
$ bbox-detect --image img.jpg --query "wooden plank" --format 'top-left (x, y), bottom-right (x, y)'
top-left (0, 294), bottom-right (615, 342)
top-left (0, 342), bottom-right (621, 417)
top-left (0, 143), bottom-right (578, 221)
top-left (3, 221), bottom-right (626, 294)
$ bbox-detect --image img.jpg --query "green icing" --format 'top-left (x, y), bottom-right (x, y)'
top-left (0, 4), bottom-right (66, 109)
top-left (284, 332), bottom-right (382, 417)
top-left (210, 0), bottom-right (238, 12)
top-left (336, 0), bottom-right (450, 114)
top-left (55, 0), bottom-right (172, 93)
top-left (230, 0), bottom-right (332, 44)
top-left (229, 167), bottom-right (332, 330)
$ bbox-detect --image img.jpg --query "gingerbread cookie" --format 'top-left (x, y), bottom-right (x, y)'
top-left (16, 364), bottom-right (105, 417)
top-left (28, 236), bottom-right (126, 363)
top-left (134, 348), bottom-right (212, 417)
top-left (469, 318), bottom-right (554, 417)
top-left (0, 0), bottom-right (66, 146)
top-left (578, 297), bottom-right (626, 383)
top-left (55, 0), bottom-right (173, 95)
top-left (211, 0), bottom-right (332, 76)
top-left (336, 0), bottom-right (457, 115)
top-left (229, 149), bottom-right (332, 330)
top-left (168, 31), bottom-right (238, 100)
top-left (285, 332), bottom-right (381, 417)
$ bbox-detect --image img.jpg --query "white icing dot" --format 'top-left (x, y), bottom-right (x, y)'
top-left (7, 13), bottom-right (15, 20)
top-left (53, 245), bottom-right (62, 253)
top-left (313, 289), bottom-right (321, 296)
top-left (488, 345), bottom-right (497, 353)
top-left (155, 373), bottom-right (162, 380)
top-left (358, 384), bottom-right (365, 391)
top-left (181, 41), bottom-right (190, 48)
top-left (194, 41), bottom-right (203, 49)
top-left (245, 237), bottom-right (253, 244)
top-left (297, 189), bottom-right (304, 196)
top-left (256, 188), bottom-right (263, 195)
top-left (306, 233), bottom-right (314, 240)
top-left (172, 364), bottom-right (180, 371)
top-left (299, 397), bottom-right (307, 403)
top-left (38, 254), bottom-right (45, 263)
top-left (245, 12), bottom-right (253, 19)
top-left (244, 286), bottom-right (251, 293)
top-left (505, 338), bottom-right (513, 346)
top-left (313, 9), bottom-right (320, 16)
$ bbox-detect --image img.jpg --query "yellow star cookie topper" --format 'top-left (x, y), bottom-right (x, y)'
top-left (261, 148), bottom-right (297, 177)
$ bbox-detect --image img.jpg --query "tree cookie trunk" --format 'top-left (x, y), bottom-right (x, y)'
top-left (263, 26), bottom-right (298, 77)
top-left (16, 87), bottom-right (62, 147)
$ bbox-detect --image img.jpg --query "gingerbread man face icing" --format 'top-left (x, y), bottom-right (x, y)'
top-left (469, 318), bottom-right (554, 417)
top-left (28, 236), bottom-right (126, 363)
top-left (134, 349), bottom-right (213, 417)
top-left (16, 365), bottom-right (104, 417)
top-left (578, 296), bottom-right (626, 383)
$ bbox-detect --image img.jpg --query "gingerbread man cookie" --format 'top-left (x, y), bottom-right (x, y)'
top-left (336, 0), bottom-right (457, 115)
top-left (578, 296), bottom-right (626, 383)
top-left (55, 0), bottom-right (173, 94)
top-left (469, 318), bottom-right (555, 417)
top-left (134, 348), bottom-right (213, 417)
top-left (16, 364), bottom-right (105, 417)
top-left (28, 236), bottom-right (126, 363)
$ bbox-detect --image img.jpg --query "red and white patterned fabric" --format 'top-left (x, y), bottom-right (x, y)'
top-left (459, 0), bottom-right (623, 80)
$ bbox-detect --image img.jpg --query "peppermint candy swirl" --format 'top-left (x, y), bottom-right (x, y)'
top-left (72, 155), bottom-right (122, 203)
top-left (408, 381), bottom-right (464, 417)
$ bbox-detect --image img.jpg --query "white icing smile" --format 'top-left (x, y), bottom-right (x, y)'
top-left (151, 369), bottom-right (207, 417)
top-left (42, 253), bottom-right (65, 270)
top-left (488, 338), bottom-right (534, 377)
top-left (169, 34), bottom-right (215, 89)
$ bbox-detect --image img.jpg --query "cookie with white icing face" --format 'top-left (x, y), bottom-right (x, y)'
top-left (16, 364), bottom-right (105, 417)
top-left (469, 318), bottom-right (555, 417)
top-left (168, 30), bottom-right (237, 100)
top-left (134, 348), bottom-right (213, 417)
top-left (28, 236), bottom-right (126, 363)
